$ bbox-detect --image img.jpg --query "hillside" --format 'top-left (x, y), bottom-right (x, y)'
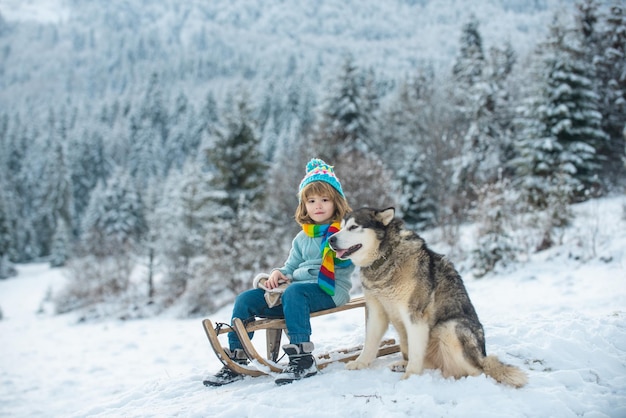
top-left (0, 0), bottom-right (571, 112)
top-left (0, 196), bottom-right (624, 417)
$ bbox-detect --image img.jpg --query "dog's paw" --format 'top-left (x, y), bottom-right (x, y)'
top-left (400, 363), bottom-right (424, 379)
top-left (345, 360), bottom-right (370, 370)
top-left (389, 360), bottom-right (407, 373)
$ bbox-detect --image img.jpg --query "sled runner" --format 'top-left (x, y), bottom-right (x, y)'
top-left (202, 318), bottom-right (266, 377)
top-left (202, 296), bottom-right (401, 377)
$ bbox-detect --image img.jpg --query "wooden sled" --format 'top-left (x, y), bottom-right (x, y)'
top-left (202, 296), bottom-right (401, 377)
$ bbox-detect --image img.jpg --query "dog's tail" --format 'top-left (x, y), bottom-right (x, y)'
top-left (482, 355), bottom-right (528, 388)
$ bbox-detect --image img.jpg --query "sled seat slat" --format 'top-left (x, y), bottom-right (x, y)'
top-left (247, 296), bottom-right (365, 332)
top-left (215, 296), bottom-right (366, 334)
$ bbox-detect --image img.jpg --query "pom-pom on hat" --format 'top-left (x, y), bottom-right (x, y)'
top-left (298, 158), bottom-right (345, 198)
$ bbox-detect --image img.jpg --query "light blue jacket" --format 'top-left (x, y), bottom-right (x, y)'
top-left (275, 230), bottom-right (355, 307)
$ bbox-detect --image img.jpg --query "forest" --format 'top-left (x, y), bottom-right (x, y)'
top-left (0, 0), bottom-right (624, 319)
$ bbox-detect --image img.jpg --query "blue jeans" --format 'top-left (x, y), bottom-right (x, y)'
top-left (228, 282), bottom-right (336, 349)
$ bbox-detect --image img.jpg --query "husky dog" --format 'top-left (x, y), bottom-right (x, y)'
top-left (329, 207), bottom-right (527, 388)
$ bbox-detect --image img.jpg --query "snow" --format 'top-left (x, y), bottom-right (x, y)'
top-left (1, 197), bottom-right (626, 418)
top-left (0, 0), bottom-right (70, 23)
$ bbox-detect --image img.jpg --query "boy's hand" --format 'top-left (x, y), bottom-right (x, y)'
top-left (266, 270), bottom-right (288, 289)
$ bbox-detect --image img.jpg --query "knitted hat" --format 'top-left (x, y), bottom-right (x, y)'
top-left (298, 158), bottom-right (345, 198)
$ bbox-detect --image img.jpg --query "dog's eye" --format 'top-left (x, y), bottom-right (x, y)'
top-left (348, 225), bottom-right (358, 231)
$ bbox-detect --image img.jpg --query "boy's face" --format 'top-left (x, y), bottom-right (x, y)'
top-left (304, 194), bottom-right (336, 224)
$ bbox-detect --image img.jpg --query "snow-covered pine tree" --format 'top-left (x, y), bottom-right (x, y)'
top-left (140, 72), bottom-right (168, 141)
top-left (513, 14), bottom-right (605, 209)
top-left (199, 91), bottom-right (220, 135)
top-left (376, 70), bottom-right (465, 231)
top-left (450, 15), bottom-right (516, 211)
top-left (264, 128), bottom-right (308, 233)
top-left (452, 15), bottom-right (485, 88)
top-left (128, 115), bottom-right (166, 189)
top-left (488, 40), bottom-right (518, 171)
top-left (450, 15), bottom-right (488, 210)
top-left (374, 80), bottom-right (410, 174)
top-left (307, 56), bottom-right (396, 209)
top-left (155, 163), bottom-right (227, 314)
top-left (230, 204), bottom-right (282, 292)
top-left (154, 161), bottom-right (219, 302)
top-left (590, 1), bottom-right (626, 187)
top-left (373, 73), bottom-right (435, 224)
top-left (163, 92), bottom-right (189, 173)
top-left (0, 114), bottom-right (6, 167)
top-left (512, 87), bottom-right (567, 209)
top-left (375, 72), bottom-right (431, 173)
top-left (127, 73), bottom-right (170, 188)
top-left (471, 173), bottom-right (519, 278)
top-left (190, 200), bottom-right (284, 315)
top-left (260, 112), bottom-right (280, 161)
top-left (361, 67), bottom-right (383, 150)
top-left (397, 151), bottom-right (438, 230)
top-left (49, 217), bottom-right (71, 268)
top-left (80, 167), bottom-right (146, 258)
top-left (31, 109), bottom-right (74, 257)
top-left (140, 179), bottom-right (161, 301)
top-left (163, 92), bottom-right (203, 174)
top-left (56, 168), bottom-right (146, 314)
top-left (510, 14), bottom-right (608, 250)
top-left (102, 98), bottom-right (135, 169)
top-left (205, 89), bottom-right (267, 214)
top-left (193, 90), bottom-right (279, 308)
top-left (543, 14), bottom-right (607, 199)
top-left (334, 151), bottom-right (399, 210)
top-left (68, 129), bottom-right (111, 232)
top-left (0, 117), bottom-right (17, 270)
top-left (312, 54), bottom-right (371, 160)
top-left (3, 115), bottom-right (35, 255)
top-left (0, 180), bottom-right (17, 279)
top-left (286, 73), bottom-right (317, 137)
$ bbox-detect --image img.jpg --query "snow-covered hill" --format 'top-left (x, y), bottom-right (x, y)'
top-left (0, 0), bottom-right (572, 112)
top-left (1, 196), bottom-right (625, 417)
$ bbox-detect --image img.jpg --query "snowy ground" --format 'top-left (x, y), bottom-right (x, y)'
top-left (1, 197), bottom-right (625, 418)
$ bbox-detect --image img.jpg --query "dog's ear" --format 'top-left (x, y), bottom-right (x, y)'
top-left (377, 207), bottom-right (395, 226)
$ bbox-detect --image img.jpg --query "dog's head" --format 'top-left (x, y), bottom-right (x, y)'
top-left (329, 207), bottom-right (395, 267)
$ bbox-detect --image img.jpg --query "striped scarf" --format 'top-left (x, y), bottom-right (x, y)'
top-left (302, 222), bottom-right (350, 296)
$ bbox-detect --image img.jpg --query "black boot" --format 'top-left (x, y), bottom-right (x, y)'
top-left (275, 342), bottom-right (318, 385)
top-left (203, 348), bottom-right (248, 387)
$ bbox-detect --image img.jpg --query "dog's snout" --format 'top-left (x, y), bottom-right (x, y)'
top-left (329, 235), bottom-right (337, 246)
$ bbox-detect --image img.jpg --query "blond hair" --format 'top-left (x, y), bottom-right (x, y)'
top-left (295, 181), bottom-right (351, 225)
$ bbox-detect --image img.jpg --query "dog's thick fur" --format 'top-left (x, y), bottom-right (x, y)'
top-left (329, 207), bottom-right (527, 388)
